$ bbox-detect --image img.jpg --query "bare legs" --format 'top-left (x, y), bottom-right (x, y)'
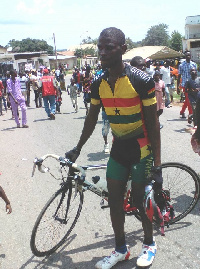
top-left (107, 178), bottom-right (153, 248)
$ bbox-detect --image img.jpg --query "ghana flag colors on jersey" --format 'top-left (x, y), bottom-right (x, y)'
top-left (91, 64), bottom-right (156, 141)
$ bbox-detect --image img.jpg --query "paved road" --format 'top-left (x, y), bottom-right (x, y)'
top-left (0, 75), bottom-right (200, 269)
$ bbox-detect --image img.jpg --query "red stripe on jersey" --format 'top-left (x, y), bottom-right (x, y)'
top-left (148, 87), bottom-right (155, 94)
top-left (102, 97), bottom-right (140, 107)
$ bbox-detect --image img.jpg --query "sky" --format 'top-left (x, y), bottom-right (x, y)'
top-left (0, 0), bottom-right (200, 50)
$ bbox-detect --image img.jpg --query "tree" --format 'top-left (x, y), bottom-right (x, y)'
top-left (81, 36), bottom-right (98, 45)
top-left (74, 46), bottom-right (97, 58)
top-left (7, 38), bottom-right (53, 54)
top-left (142, 23), bottom-right (170, 46)
top-left (126, 37), bottom-right (137, 50)
top-left (169, 31), bottom-right (183, 52)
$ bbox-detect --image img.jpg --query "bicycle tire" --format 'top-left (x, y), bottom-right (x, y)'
top-left (130, 162), bottom-right (200, 225)
top-left (30, 184), bottom-right (83, 257)
top-left (161, 162), bottom-right (200, 224)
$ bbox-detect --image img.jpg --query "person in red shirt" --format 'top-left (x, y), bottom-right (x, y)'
top-left (38, 69), bottom-right (58, 120)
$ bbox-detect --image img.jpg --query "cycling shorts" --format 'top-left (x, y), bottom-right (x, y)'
top-left (106, 136), bottom-right (153, 183)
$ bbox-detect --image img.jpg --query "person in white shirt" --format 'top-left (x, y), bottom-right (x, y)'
top-left (145, 59), bottom-right (155, 77)
top-left (160, 60), bottom-right (171, 108)
top-left (19, 73), bottom-right (28, 103)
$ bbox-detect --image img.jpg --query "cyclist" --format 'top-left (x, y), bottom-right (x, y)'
top-left (66, 27), bottom-right (162, 268)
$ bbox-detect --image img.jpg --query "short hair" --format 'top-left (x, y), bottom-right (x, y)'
top-left (130, 56), bottom-right (144, 67)
top-left (10, 69), bottom-right (16, 76)
top-left (99, 27), bottom-right (125, 45)
top-left (184, 50), bottom-right (190, 55)
top-left (154, 70), bottom-right (160, 76)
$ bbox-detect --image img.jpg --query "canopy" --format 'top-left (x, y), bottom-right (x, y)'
top-left (122, 46), bottom-right (184, 61)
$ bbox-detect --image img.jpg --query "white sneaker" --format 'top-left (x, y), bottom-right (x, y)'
top-left (95, 246), bottom-right (130, 269)
top-left (104, 143), bottom-right (109, 153)
top-left (137, 241), bottom-right (157, 267)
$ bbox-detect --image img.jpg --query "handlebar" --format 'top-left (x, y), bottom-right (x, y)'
top-left (32, 153), bottom-right (86, 181)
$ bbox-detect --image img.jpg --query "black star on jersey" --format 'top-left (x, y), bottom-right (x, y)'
top-left (147, 145), bottom-right (152, 153)
top-left (114, 108), bottom-right (120, 115)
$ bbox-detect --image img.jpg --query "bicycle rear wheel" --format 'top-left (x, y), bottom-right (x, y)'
top-left (30, 183), bottom-right (83, 257)
top-left (161, 162), bottom-right (200, 224)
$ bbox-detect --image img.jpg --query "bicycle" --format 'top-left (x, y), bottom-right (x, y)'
top-left (30, 153), bottom-right (200, 257)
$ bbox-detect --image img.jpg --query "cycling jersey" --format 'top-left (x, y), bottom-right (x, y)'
top-left (91, 64), bottom-right (156, 140)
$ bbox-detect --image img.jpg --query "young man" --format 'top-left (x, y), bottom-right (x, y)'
top-left (130, 56), bottom-right (146, 71)
top-left (6, 70), bottom-right (29, 128)
top-left (185, 68), bottom-right (200, 128)
top-left (178, 51), bottom-right (197, 119)
top-left (160, 60), bottom-right (171, 108)
top-left (66, 27), bottom-right (162, 268)
top-left (68, 78), bottom-right (78, 113)
top-left (38, 69), bottom-right (58, 120)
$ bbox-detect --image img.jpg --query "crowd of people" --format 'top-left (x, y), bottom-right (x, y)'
top-left (0, 26), bottom-right (200, 269)
top-left (130, 52), bottom-right (200, 131)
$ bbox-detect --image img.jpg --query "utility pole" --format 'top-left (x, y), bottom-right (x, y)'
top-left (53, 33), bottom-right (58, 69)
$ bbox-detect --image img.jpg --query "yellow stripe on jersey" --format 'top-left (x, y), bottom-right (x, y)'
top-left (91, 98), bottom-right (100, 105)
top-left (142, 97), bottom-right (157, 107)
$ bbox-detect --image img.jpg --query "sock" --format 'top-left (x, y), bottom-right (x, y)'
top-left (143, 239), bottom-right (154, 246)
top-left (115, 244), bottom-right (127, 254)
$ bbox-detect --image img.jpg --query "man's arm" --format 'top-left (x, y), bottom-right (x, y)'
top-left (195, 93), bottom-right (200, 140)
top-left (143, 104), bottom-right (161, 167)
top-left (8, 91), bottom-right (18, 104)
top-left (0, 186), bottom-right (12, 214)
top-left (76, 103), bottom-right (101, 150)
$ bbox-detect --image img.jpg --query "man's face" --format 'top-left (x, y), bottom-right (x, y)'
top-left (136, 59), bottom-right (146, 71)
top-left (97, 35), bottom-right (126, 69)
top-left (185, 52), bottom-right (191, 62)
top-left (11, 71), bottom-right (17, 79)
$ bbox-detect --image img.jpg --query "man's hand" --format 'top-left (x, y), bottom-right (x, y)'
top-left (65, 147), bottom-right (81, 163)
top-left (6, 203), bottom-right (12, 214)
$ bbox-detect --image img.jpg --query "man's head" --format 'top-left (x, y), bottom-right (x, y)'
top-left (146, 59), bottom-right (151, 68)
top-left (185, 51), bottom-right (191, 63)
top-left (97, 27), bottom-right (127, 69)
top-left (130, 56), bottom-right (146, 71)
top-left (43, 69), bottom-right (49, 75)
top-left (164, 60), bottom-right (170, 68)
top-left (10, 69), bottom-right (17, 79)
top-left (153, 70), bottom-right (160, 82)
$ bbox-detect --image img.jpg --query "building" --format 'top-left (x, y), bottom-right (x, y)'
top-left (0, 49), bottom-right (50, 74)
top-left (182, 15), bottom-right (200, 63)
top-left (13, 52), bottom-right (49, 73)
top-left (48, 55), bottom-right (77, 70)
top-left (67, 44), bottom-right (98, 68)
top-left (0, 46), bottom-right (7, 54)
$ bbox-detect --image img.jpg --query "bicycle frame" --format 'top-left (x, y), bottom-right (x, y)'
top-left (32, 155), bottom-right (178, 236)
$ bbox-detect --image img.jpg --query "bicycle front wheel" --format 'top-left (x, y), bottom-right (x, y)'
top-left (30, 184), bottom-right (83, 257)
top-left (161, 162), bottom-right (200, 224)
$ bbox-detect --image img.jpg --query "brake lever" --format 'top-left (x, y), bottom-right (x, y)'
top-left (32, 157), bottom-right (39, 177)
top-left (32, 157), bottom-right (49, 176)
